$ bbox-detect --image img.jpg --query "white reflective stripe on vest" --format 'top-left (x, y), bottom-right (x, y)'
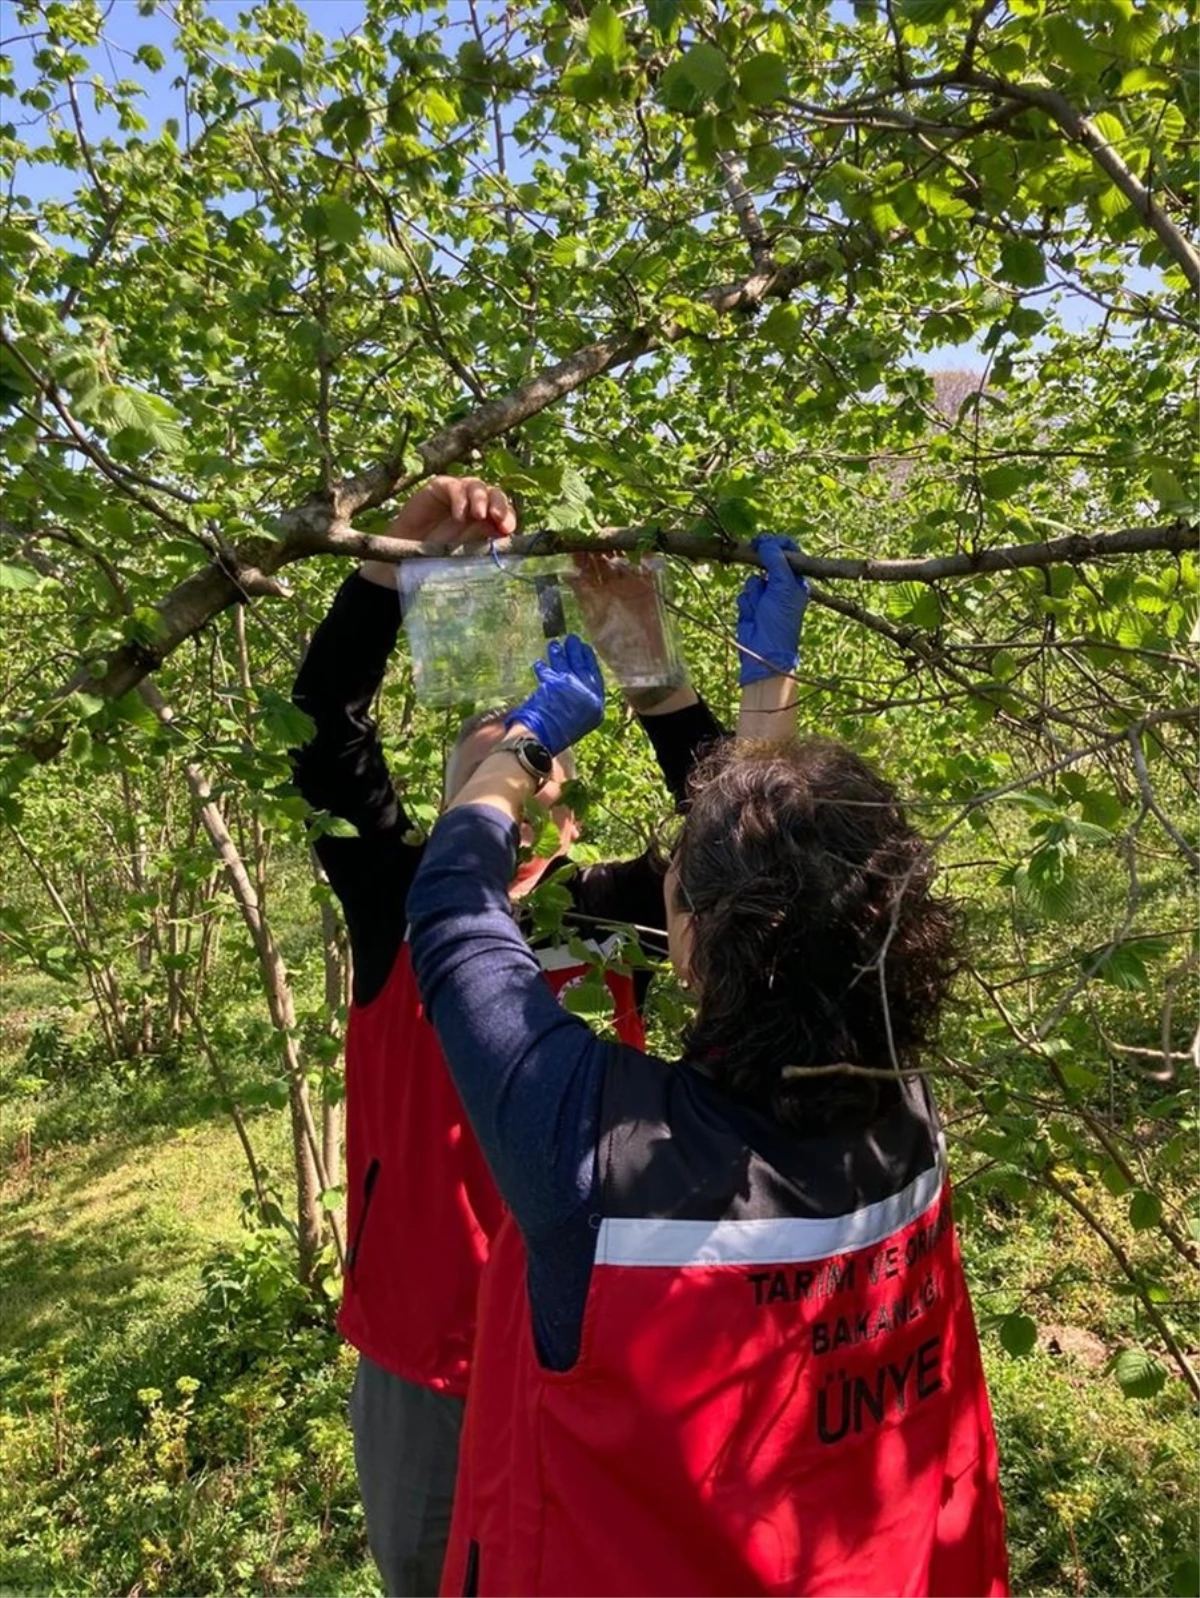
top-left (596, 1140), bottom-right (947, 1268)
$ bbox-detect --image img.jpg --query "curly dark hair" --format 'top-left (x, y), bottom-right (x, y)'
top-left (673, 737), bottom-right (959, 1131)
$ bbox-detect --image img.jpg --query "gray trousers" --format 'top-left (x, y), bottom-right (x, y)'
top-left (349, 1355), bottom-right (465, 1597)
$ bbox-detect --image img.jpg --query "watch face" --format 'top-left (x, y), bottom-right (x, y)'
top-left (521, 740), bottom-right (553, 779)
top-left (499, 737), bottom-right (553, 785)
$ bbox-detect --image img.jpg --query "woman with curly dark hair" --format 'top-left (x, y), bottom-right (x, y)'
top-left (407, 538), bottom-right (1008, 1598)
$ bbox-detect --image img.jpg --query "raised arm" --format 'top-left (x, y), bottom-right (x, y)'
top-left (567, 554), bottom-right (723, 802)
top-left (564, 693), bottom-right (725, 984)
top-left (408, 635), bottom-right (616, 1239)
top-left (291, 571), bottom-right (408, 841)
top-left (560, 557), bottom-right (724, 963)
top-left (290, 476), bottom-right (516, 1001)
top-left (734, 535), bottom-right (809, 740)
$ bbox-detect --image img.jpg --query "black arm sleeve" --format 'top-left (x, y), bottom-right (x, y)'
top-left (569, 695), bottom-right (727, 1010)
top-left (292, 572), bottom-right (422, 1006)
top-left (638, 697), bottom-right (725, 810)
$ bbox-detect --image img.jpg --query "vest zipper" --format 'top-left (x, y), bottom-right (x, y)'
top-left (345, 1157), bottom-right (380, 1282)
top-left (462, 1539), bottom-right (480, 1597)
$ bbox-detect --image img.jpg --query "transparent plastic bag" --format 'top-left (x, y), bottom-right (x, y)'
top-left (562, 554), bottom-right (685, 691)
top-left (399, 553), bottom-right (683, 707)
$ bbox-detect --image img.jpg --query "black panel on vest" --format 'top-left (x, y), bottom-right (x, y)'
top-left (598, 1052), bottom-right (940, 1224)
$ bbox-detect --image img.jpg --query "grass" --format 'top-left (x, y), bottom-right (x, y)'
top-left (981, 1315), bottom-right (1198, 1598)
top-left (0, 998), bottom-right (1195, 1596)
top-left (0, 1041), bottom-right (378, 1598)
top-left (1, 1115), bottom-right (273, 1405)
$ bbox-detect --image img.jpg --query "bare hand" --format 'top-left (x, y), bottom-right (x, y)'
top-left (386, 476), bottom-right (517, 551)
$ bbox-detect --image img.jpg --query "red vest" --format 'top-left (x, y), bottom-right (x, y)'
top-left (442, 1058), bottom-right (1008, 1596)
top-left (338, 937), bottom-right (643, 1394)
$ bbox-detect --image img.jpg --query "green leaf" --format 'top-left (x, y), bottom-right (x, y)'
top-left (1116, 2), bottom-right (1164, 55)
top-left (257, 688), bottom-right (316, 748)
top-left (899, 0), bottom-right (958, 20)
top-left (680, 42), bottom-right (730, 96)
top-left (1128, 1189), bottom-right (1163, 1230)
top-left (1043, 14), bottom-right (1101, 73)
top-left (0, 754), bottom-right (35, 799)
top-left (315, 814), bottom-right (359, 839)
top-left (1020, 844), bottom-right (1078, 920)
top-left (715, 496), bottom-right (758, 537)
top-left (321, 198), bottom-right (364, 246)
top-left (998, 238), bottom-right (1046, 287)
top-left (1095, 180), bottom-right (1132, 222)
top-left (739, 53), bottom-right (788, 107)
top-left (661, 294), bottom-right (720, 335)
top-left (1149, 466), bottom-right (1187, 510)
top-left (1061, 815), bottom-right (1113, 846)
top-left (1111, 1347), bottom-right (1168, 1399)
top-left (886, 581), bottom-right (941, 629)
top-left (113, 690), bottom-right (161, 732)
top-left (1089, 110), bottom-right (1128, 150)
top-left (761, 302), bottom-right (803, 351)
top-left (586, 2), bottom-right (625, 61)
top-left (367, 243), bottom-right (411, 277)
top-left (1100, 1162), bottom-right (1133, 1198)
top-left (69, 690), bottom-right (106, 719)
top-left (264, 44), bottom-right (304, 83)
top-left (0, 561), bottom-right (43, 591)
top-left (324, 95), bottom-right (371, 151)
top-left (1131, 574), bottom-right (1170, 614)
top-left (560, 966), bottom-right (612, 1026)
top-left (1119, 65), bottom-right (1173, 95)
top-left (646, 0), bottom-right (683, 40)
top-left (543, 464), bottom-right (594, 532)
top-left (648, 0), bottom-right (683, 38)
top-left (999, 1313), bottom-right (1037, 1357)
top-left (104, 387), bottom-right (185, 454)
top-left (980, 463), bottom-right (1032, 499)
top-left (1087, 941), bottom-right (1149, 990)
top-left (661, 43), bottom-right (729, 112)
top-left (560, 62), bottom-right (614, 105)
top-left (1078, 789), bottom-right (1123, 829)
top-left (1057, 1060), bottom-right (1100, 1092)
top-left (422, 89), bottom-right (458, 129)
top-left (525, 876), bottom-right (574, 943)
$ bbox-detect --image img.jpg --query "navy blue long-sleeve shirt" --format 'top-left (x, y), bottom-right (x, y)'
top-left (408, 804), bottom-right (656, 1371)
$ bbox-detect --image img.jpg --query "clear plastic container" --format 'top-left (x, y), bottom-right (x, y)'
top-left (562, 554), bottom-right (685, 692)
top-left (399, 553), bottom-right (683, 707)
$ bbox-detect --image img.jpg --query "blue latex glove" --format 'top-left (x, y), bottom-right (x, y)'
top-left (736, 535), bottom-right (810, 686)
top-left (507, 634), bottom-right (605, 755)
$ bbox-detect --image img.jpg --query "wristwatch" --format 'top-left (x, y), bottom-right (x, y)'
top-left (495, 736), bottom-right (554, 792)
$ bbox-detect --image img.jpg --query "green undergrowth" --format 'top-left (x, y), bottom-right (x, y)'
top-left (985, 1348), bottom-right (1198, 1598)
top-left (0, 1079), bottom-right (378, 1597)
top-left (1, 1022), bottom-right (1195, 1596)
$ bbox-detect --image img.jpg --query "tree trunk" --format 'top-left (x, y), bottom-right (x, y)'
top-left (138, 682), bottom-right (344, 1284)
top-left (313, 854), bottom-right (349, 1196)
top-left (121, 769), bottom-right (156, 1052)
top-left (11, 829), bottom-right (125, 1061)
